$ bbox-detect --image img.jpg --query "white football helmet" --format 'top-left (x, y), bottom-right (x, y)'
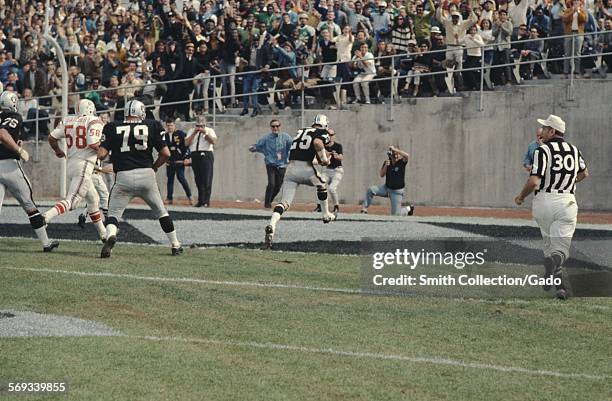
top-left (77, 99), bottom-right (96, 116)
top-left (0, 91), bottom-right (18, 112)
top-left (312, 114), bottom-right (329, 129)
top-left (125, 99), bottom-right (146, 120)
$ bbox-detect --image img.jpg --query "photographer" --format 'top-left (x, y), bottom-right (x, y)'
top-left (186, 115), bottom-right (218, 207)
top-left (361, 146), bottom-right (414, 216)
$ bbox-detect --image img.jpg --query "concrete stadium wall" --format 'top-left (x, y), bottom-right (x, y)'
top-left (18, 80), bottom-right (612, 211)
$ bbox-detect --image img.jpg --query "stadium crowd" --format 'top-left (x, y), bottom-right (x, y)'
top-left (0, 0), bottom-right (611, 129)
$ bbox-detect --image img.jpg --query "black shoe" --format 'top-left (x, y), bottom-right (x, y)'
top-left (43, 240), bottom-right (60, 252)
top-left (555, 288), bottom-right (568, 300)
top-left (194, 203), bottom-right (203, 207)
top-left (264, 203), bottom-right (272, 209)
top-left (171, 246), bottom-right (184, 256)
top-left (313, 205), bottom-right (321, 212)
top-left (100, 235), bottom-right (117, 258)
top-left (240, 109), bottom-right (249, 116)
top-left (333, 205), bottom-right (339, 215)
top-left (77, 214), bottom-right (86, 229)
top-left (250, 108), bottom-right (259, 117)
top-left (263, 225), bottom-right (274, 249)
top-left (408, 204), bottom-right (415, 216)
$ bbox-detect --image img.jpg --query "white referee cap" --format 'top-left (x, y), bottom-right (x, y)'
top-left (537, 114), bottom-right (565, 134)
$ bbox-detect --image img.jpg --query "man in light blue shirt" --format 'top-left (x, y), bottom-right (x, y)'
top-left (523, 127), bottom-right (544, 172)
top-left (249, 119), bottom-right (294, 208)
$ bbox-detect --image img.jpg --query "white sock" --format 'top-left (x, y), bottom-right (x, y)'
top-left (106, 224), bottom-right (117, 239)
top-left (319, 198), bottom-right (330, 217)
top-left (166, 231), bottom-right (180, 248)
top-left (43, 208), bottom-right (58, 223)
top-left (270, 212), bottom-right (281, 230)
top-left (34, 227), bottom-right (50, 247)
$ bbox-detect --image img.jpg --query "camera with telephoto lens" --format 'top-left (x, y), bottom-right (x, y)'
top-left (386, 149), bottom-right (393, 160)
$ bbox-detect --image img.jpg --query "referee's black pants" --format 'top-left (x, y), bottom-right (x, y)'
top-left (191, 151), bottom-right (214, 206)
top-left (265, 165), bottom-right (286, 208)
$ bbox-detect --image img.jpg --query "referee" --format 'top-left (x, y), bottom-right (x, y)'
top-left (514, 114), bottom-right (589, 300)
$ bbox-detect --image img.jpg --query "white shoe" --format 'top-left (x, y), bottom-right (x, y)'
top-left (322, 213), bottom-right (336, 224)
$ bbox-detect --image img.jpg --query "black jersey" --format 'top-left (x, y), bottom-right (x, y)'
top-left (101, 119), bottom-right (167, 172)
top-left (288, 127), bottom-right (330, 162)
top-left (0, 111), bottom-right (23, 160)
top-left (326, 142), bottom-right (343, 169)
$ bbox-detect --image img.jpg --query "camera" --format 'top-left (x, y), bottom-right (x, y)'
top-left (386, 150), bottom-right (393, 160)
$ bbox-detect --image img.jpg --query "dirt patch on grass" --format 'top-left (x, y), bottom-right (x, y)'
top-left (0, 310), bottom-right (121, 338)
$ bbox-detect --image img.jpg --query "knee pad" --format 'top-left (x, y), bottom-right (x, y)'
top-left (28, 210), bottom-right (45, 229)
top-left (106, 216), bottom-right (119, 227)
top-left (317, 185), bottom-right (328, 201)
top-left (159, 215), bottom-right (174, 233)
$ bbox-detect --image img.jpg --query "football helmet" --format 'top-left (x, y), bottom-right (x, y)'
top-left (312, 114), bottom-right (329, 129)
top-left (77, 99), bottom-right (96, 116)
top-left (125, 99), bottom-right (146, 120)
top-left (0, 91), bottom-right (18, 112)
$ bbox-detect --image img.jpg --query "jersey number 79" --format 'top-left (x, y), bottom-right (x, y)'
top-left (117, 125), bottom-right (149, 152)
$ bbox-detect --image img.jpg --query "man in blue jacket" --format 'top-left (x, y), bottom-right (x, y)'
top-left (249, 119), bottom-right (293, 208)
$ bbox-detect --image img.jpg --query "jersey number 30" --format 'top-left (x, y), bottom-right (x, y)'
top-left (118, 125), bottom-right (149, 152)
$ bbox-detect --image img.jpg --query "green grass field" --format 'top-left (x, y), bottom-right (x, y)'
top-left (1, 238), bottom-right (611, 401)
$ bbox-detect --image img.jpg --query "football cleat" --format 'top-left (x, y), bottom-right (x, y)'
top-left (555, 288), bottom-right (568, 300)
top-left (77, 213), bottom-right (87, 228)
top-left (100, 235), bottom-right (117, 258)
top-left (171, 246), bottom-right (184, 256)
top-left (263, 225), bottom-right (274, 249)
top-left (407, 204), bottom-right (415, 216)
top-left (322, 213), bottom-right (336, 224)
top-left (43, 240), bottom-right (60, 252)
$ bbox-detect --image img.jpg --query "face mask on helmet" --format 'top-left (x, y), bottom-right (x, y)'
top-left (125, 100), bottom-right (146, 119)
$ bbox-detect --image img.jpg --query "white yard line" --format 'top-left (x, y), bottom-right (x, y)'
top-left (2, 266), bottom-right (610, 380)
top-left (130, 335), bottom-right (611, 381)
top-left (2, 266), bottom-right (610, 311)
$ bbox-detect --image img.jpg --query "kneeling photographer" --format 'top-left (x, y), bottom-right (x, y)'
top-left (361, 146), bottom-right (414, 216)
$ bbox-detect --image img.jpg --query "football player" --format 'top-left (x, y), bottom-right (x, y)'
top-left (0, 91), bottom-right (59, 251)
top-left (264, 114), bottom-right (335, 249)
top-left (97, 99), bottom-right (182, 258)
top-left (43, 99), bottom-right (107, 241)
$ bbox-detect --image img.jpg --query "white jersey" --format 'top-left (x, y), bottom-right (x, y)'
top-left (51, 115), bottom-right (104, 163)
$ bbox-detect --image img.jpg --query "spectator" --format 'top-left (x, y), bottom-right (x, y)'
top-left (520, 27), bottom-right (544, 79)
top-left (240, 33), bottom-right (272, 117)
top-left (249, 119), bottom-right (293, 208)
top-left (374, 41), bottom-right (396, 100)
top-left (361, 145), bottom-right (413, 216)
top-left (272, 38), bottom-right (298, 110)
top-left (319, 30), bottom-right (339, 81)
top-left (436, 5), bottom-right (478, 90)
top-left (342, 0), bottom-right (374, 35)
top-left (23, 57), bottom-right (47, 98)
top-left (164, 119), bottom-right (193, 205)
top-left (335, 24), bottom-right (355, 85)
top-left (406, 0), bottom-right (437, 41)
top-left (391, 15), bottom-right (415, 53)
top-left (318, 10), bottom-right (342, 37)
top-left (562, 1), bottom-right (588, 78)
top-left (186, 115), bottom-right (217, 208)
top-left (404, 39), bottom-right (436, 96)
top-left (372, 1), bottom-right (394, 43)
top-left (350, 42), bottom-right (376, 103)
top-left (529, 7), bottom-right (551, 37)
top-left (492, 9), bottom-right (513, 85)
top-left (508, 0), bottom-right (530, 36)
top-left (461, 24), bottom-right (484, 90)
top-left (101, 49), bottom-right (121, 87)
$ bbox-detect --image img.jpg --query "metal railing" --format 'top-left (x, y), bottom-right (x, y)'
top-left (19, 30), bottom-right (611, 158)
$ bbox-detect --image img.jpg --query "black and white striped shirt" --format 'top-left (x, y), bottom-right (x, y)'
top-left (531, 138), bottom-right (587, 194)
